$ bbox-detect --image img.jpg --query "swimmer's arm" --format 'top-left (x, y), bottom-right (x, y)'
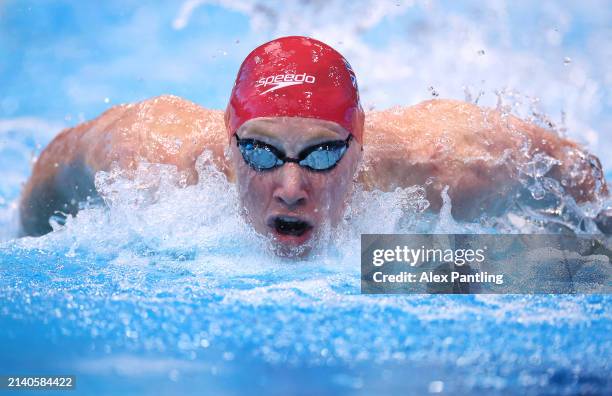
top-left (18, 105), bottom-right (126, 236)
top-left (506, 114), bottom-right (607, 203)
top-left (19, 95), bottom-right (229, 236)
top-left (360, 99), bottom-right (608, 220)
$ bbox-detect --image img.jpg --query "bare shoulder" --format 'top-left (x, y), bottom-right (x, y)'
top-left (360, 99), bottom-right (607, 218)
top-left (364, 98), bottom-right (572, 157)
top-left (35, 94), bottom-right (227, 180)
top-left (81, 94), bottom-right (226, 171)
top-left (19, 95), bottom-right (229, 235)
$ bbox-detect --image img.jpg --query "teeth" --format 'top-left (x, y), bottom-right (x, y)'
top-left (273, 216), bottom-right (311, 236)
top-left (278, 216), bottom-right (302, 223)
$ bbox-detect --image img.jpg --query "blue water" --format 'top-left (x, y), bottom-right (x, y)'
top-left (1, 151), bottom-right (611, 395)
top-left (1, 1), bottom-right (611, 395)
top-left (1, 242), bottom-right (611, 395)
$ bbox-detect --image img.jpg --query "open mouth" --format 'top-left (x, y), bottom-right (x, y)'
top-left (269, 215), bottom-right (313, 237)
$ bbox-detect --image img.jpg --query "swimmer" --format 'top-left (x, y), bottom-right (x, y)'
top-left (19, 36), bottom-right (610, 250)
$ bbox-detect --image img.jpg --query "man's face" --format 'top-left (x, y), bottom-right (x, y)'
top-left (230, 117), bottom-right (362, 253)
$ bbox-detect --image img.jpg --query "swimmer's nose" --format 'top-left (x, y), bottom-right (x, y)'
top-left (273, 163), bottom-right (308, 208)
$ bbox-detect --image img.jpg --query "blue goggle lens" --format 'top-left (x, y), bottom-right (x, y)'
top-left (237, 136), bottom-right (351, 172)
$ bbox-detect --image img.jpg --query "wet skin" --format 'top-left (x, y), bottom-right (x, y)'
top-left (19, 95), bottom-right (609, 242)
top-left (229, 117), bottom-right (362, 251)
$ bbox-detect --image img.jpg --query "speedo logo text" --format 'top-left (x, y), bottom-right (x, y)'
top-left (255, 73), bottom-right (316, 95)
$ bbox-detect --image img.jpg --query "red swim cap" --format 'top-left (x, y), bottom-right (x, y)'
top-left (225, 36), bottom-right (364, 143)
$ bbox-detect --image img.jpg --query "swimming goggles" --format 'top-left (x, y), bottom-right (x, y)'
top-left (236, 134), bottom-right (352, 172)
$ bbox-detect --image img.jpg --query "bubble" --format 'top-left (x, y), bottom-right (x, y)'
top-left (168, 369), bottom-right (179, 381)
top-left (428, 380), bottom-right (444, 393)
top-left (528, 182), bottom-right (546, 200)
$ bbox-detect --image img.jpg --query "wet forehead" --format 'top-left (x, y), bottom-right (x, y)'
top-left (239, 117), bottom-right (348, 147)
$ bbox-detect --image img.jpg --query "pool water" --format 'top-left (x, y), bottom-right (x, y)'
top-left (1, 153), bottom-right (610, 395)
top-left (1, 1), bottom-right (611, 394)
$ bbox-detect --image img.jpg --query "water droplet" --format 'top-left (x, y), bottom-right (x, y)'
top-left (528, 182), bottom-right (546, 200)
top-left (563, 57), bottom-right (572, 65)
top-left (104, 97), bottom-right (110, 104)
top-left (477, 49), bottom-right (485, 56)
top-left (169, 369), bottom-right (179, 382)
top-left (428, 86), bottom-right (439, 97)
top-left (428, 380), bottom-right (444, 393)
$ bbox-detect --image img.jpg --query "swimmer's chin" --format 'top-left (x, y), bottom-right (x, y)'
top-left (270, 240), bottom-right (314, 259)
